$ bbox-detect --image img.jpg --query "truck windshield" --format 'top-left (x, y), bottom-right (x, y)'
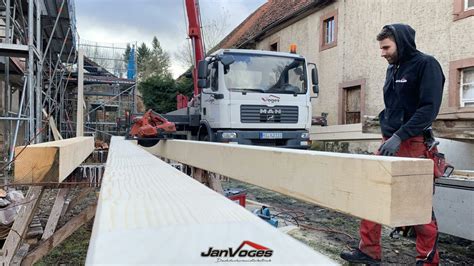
top-left (224, 53), bottom-right (307, 94)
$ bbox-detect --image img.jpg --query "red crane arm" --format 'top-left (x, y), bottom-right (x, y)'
top-left (185, 0), bottom-right (205, 96)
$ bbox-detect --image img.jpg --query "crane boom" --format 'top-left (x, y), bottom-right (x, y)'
top-left (185, 0), bottom-right (205, 97)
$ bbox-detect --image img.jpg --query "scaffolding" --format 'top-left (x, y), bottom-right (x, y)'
top-left (0, 1), bottom-right (138, 262)
top-left (0, 0), bottom-right (77, 175)
top-left (0, 0), bottom-right (137, 178)
top-left (61, 40), bottom-right (137, 141)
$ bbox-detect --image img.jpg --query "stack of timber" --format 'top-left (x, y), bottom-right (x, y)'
top-left (14, 137), bottom-right (95, 184)
top-left (311, 123), bottom-right (381, 141)
top-left (432, 107), bottom-right (474, 140)
top-left (86, 137), bottom-right (336, 264)
top-left (147, 139), bottom-right (434, 227)
top-left (363, 109), bottom-right (474, 141)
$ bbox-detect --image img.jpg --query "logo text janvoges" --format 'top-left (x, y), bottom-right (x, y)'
top-left (201, 241), bottom-right (273, 258)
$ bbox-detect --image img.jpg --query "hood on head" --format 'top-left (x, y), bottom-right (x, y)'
top-left (383, 24), bottom-right (418, 64)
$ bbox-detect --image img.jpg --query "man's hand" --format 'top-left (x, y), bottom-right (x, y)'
top-left (378, 134), bottom-right (402, 156)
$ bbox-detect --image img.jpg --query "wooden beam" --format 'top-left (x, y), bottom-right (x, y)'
top-left (311, 123), bottom-right (381, 141)
top-left (362, 115), bottom-right (382, 134)
top-left (77, 49), bottom-right (84, 137)
top-left (146, 139), bottom-right (434, 227)
top-left (437, 107), bottom-right (474, 120)
top-left (1, 187), bottom-right (44, 265)
top-left (22, 204), bottom-right (97, 266)
top-left (62, 188), bottom-right (94, 216)
top-left (14, 137), bottom-right (94, 184)
top-left (41, 188), bottom-right (69, 240)
top-left (87, 137), bottom-right (335, 264)
top-left (432, 120), bottom-right (474, 140)
top-left (363, 113), bottom-right (474, 140)
top-left (43, 109), bottom-right (63, 141)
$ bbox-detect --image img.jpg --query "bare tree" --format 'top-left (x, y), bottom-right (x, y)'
top-left (174, 9), bottom-right (230, 69)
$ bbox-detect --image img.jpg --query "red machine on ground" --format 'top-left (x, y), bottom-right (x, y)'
top-left (127, 110), bottom-right (177, 146)
top-left (129, 109), bottom-right (176, 137)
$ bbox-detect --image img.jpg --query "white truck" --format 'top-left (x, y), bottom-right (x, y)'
top-left (165, 48), bottom-right (319, 149)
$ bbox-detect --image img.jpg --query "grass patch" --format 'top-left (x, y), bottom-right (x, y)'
top-left (35, 221), bottom-right (93, 265)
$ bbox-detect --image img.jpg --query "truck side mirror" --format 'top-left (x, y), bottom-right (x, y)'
top-left (219, 55), bottom-right (234, 67)
top-left (197, 60), bottom-right (208, 79)
top-left (198, 79), bottom-right (208, 89)
top-left (311, 66), bottom-right (319, 95)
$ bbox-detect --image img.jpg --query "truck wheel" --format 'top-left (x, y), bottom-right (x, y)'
top-left (199, 132), bottom-right (210, 141)
top-left (198, 124), bottom-right (212, 142)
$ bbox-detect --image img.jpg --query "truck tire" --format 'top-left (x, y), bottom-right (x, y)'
top-left (197, 122), bottom-right (213, 142)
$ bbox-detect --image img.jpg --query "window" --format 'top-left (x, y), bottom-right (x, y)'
top-left (460, 67), bottom-right (474, 107)
top-left (448, 58), bottom-right (474, 107)
top-left (454, 0), bottom-right (474, 20)
top-left (319, 9), bottom-right (338, 51)
top-left (466, 0), bottom-right (474, 10)
top-left (223, 53), bottom-right (307, 94)
top-left (324, 17), bottom-right (335, 45)
top-left (270, 42), bottom-right (278, 52)
top-left (211, 62), bottom-right (219, 91)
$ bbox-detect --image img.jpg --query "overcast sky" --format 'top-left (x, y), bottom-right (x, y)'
top-left (75, 0), bottom-right (266, 78)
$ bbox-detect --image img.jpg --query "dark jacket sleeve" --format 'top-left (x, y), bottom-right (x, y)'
top-left (395, 57), bottom-right (444, 140)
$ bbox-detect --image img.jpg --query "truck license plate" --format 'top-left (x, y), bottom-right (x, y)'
top-left (260, 132), bottom-right (283, 139)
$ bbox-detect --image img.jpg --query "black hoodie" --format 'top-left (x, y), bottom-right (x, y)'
top-left (379, 24), bottom-right (445, 140)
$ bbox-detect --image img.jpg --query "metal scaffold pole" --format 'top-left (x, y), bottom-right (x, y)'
top-left (28, 0), bottom-right (35, 142)
top-left (36, 0), bottom-right (43, 142)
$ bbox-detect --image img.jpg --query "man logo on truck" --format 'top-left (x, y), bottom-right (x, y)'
top-left (259, 108), bottom-right (282, 114)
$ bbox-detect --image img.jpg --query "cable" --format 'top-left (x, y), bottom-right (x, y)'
top-left (269, 205), bottom-right (356, 241)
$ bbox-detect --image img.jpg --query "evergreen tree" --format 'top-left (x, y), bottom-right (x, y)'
top-left (142, 36), bottom-right (171, 79)
top-left (138, 75), bottom-right (177, 113)
top-left (123, 43), bottom-right (131, 62)
top-left (137, 42), bottom-right (151, 79)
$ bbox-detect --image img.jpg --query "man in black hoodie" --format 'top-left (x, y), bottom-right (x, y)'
top-left (340, 24), bottom-right (444, 265)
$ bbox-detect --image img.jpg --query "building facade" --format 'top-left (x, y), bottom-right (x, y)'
top-left (220, 0), bottom-right (474, 126)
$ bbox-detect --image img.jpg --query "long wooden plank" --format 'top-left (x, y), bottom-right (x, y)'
top-left (311, 124), bottom-right (381, 141)
top-left (147, 139), bottom-right (434, 227)
top-left (14, 137), bottom-right (94, 183)
top-left (86, 137), bottom-right (335, 264)
top-left (41, 188), bottom-right (69, 240)
top-left (43, 108), bottom-right (63, 141)
top-left (77, 49), bottom-right (84, 137)
top-left (22, 204), bottom-right (97, 266)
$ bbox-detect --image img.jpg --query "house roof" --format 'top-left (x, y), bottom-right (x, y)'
top-left (217, 0), bottom-right (334, 49)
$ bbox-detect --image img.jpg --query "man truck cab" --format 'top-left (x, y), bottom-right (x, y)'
top-left (197, 49), bottom-right (319, 149)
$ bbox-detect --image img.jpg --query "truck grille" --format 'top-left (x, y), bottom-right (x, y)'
top-left (240, 105), bottom-right (298, 123)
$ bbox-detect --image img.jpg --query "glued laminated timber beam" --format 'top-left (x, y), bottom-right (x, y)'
top-left (86, 137), bottom-right (336, 264)
top-left (14, 137), bottom-right (94, 184)
top-left (146, 139), bottom-right (434, 227)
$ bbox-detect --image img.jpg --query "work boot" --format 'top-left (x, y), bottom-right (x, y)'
top-left (340, 248), bottom-right (381, 265)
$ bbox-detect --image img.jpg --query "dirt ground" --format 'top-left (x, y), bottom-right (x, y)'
top-left (26, 178), bottom-right (473, 265)
top-left (34, 188), bottom-right (98, 265)
top-left (222, 179), bottom-right (474, 265)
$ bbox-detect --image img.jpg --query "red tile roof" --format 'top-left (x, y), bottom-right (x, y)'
top-left (217, 0), bottom-right (333, 49)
